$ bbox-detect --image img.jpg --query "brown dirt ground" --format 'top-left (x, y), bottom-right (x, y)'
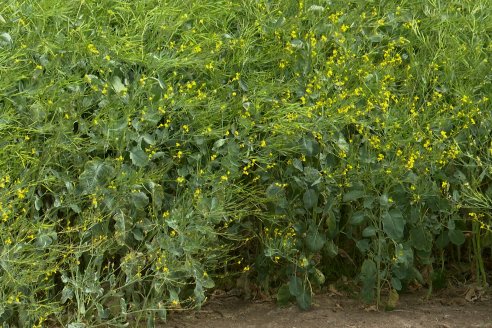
top-left (164, 287), bottom-right (492, 328)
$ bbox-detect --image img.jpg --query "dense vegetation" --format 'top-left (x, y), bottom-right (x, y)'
top-left (0, 0), bottom-right (491, 326)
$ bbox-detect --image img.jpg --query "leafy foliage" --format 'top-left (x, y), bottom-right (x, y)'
top-left (1, 0), bottom-right (491, 325)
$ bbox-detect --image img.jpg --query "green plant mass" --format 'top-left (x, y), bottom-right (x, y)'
top-left (1, 0), bottom-right (491, 326)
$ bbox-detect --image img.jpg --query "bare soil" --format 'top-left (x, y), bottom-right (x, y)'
top-left (164, 287), bottom-right (492, 328)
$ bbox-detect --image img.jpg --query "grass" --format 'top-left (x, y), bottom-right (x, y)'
top-left (1, 0), bottom-right (491, 326)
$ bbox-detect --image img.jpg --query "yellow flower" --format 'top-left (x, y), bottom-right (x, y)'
top-left (87, 43), bottom-right (100, 55)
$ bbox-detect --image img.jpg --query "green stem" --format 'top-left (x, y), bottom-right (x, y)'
top-left (473, 222), bottom-right (487, 287)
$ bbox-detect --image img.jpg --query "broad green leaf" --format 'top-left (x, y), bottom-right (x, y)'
top-left (114, 212), bottom-right (129, 245)
top-left (362, 226), bottom-right (377, 237)
top-left (350, 211), bottom-right (366, 225)
top-left (343, 190), bottom-right (365, 202)
top-left (356, 239), bottom-right (370, 253)
top-left (369, 34), bottom-right (384, 42)
top-left (276, 284), bottom-right (292, 306)
top-left (266, 183), bottom-right (284, 199)
top-left (131, 191), bottom-right (149, 210)
top-left (289, 276), bottom-right (303, 297)
top-left (360, 259), bottom-right (377, 303)
top-left (68, 323), bottom-right (86, 328)
top-left (35, 231), bottom-right (57, 248)
top-left (130, 147), bottom-right (149, 167)
top-left (239, 79), bottom-right (248, 91)
top-left (394, 243), bottom-right (414, 266)
top-left (382, 209), bottom-right (405, 241)
top-left (323, 240), bottom-right (338, 257)
top-left (296, 288), bottom-right (312, 310)
top-left (293, 158), bottom-right (304, 171)
top-left (78, 160), bottom-right (115, 194)
top-left (132, 228), bottom-right (144, 241)
top-left (35, 196), bottom-right (42, 211)
top-left (305, 226), bottom-right (326, 252)
top-left (379, 193), bottom-right (389, 207)
top-left (291, 39), bottom-right (304, 48)
top-left (386, 288), bottom-right (399, 310)
top-left (313, 268), bottom-right (326, 285)
top-left (391, 277), bottom-right (402, 291)
top-left (336, 135), bottom-right (349, 152)
top-left (325, 212), bottom-right (338, 238)
top-left (303, 189), bottom-right (318, 209)
top-left (111, 76), bottom-right (126, 93)
top-left (308, 5), bottom-right (325, 12)
top-left (0, 32), bottom-right (12, 45)
top-left (212, 138), bottom-right (226, 150)
top-left (61, 286), bottom-right (73, 304)
top-left (301, 137), bottom-right (319, 156)
top-left (448, 229), bottom-right (465, 246)
top-left (410, 227), bottom-right (432, 251)
top-left (147, 314), bottom-right (155, 328)
top-left (436, 232), bottom-right (449, 248)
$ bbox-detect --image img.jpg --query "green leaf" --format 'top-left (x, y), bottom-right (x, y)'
top-left (295, 288), bottom-right (312, 310)
top-left (369, 34), bottom-right (384, 42)
top-left (350, 211), bottom-right (366, 225)
top-left (382, 209), bottom-right (405, 241)
top-left (362, 226), bottom-right (377, 237)
top-left (276, 284), bottom-right (292, 306)
top-left (35, 230), bottom-right (58, 248)
top-left (386, 288), bottom-right (399, 310)
top-left (323, 240), bottom-right (338, 257)
top-left (239, 79), bottom-right (249, 92)
top-left (313, 268), bottom-right (326, 285)
top-left (78, 160), bottom-right (115, 194)
top-left (305, 226), bottom-right (326, 252)
top-left (436, 232), bottom-right (449, 248)
top-left (410, 227), bottom-right (432, 251)
top-left (356, 239), bottom-right (370, 253)
top-left (391, 277), bottom-right (402, 291)
top-left (292, 158), bottom-right (304, 172)
top-left (114, 212), bottom-right (130, 245)
top-left (130, 147), bottom-right (149, 167)
top-left (111, 76), bottom-right (126, 93)
top-left (379, 193), bottom-right (389, 207)
top-left (132, 228), bottom-right (144, 241)
top-left (360, 259), bottom-right (377, 303)
top-left (266, 183), bottom-right (285, 199)
top-left (325, 212), bottom-right (338, 238)
top-left (61, 286), bottom-right (73, 304)
top-left (336, 135), bottom-right (349, 153)
top-left (131, 191), bottom-right (149, 210)
top-left (291, 39), bottom-right (304, 48)
top-left (303, 189), bottom-right (318, 209)
top-left (301, 137), bottom-right (319, 156)
top-left (289, 276), bottom-right (303, 297)
top-left (212, 138), bottom-right (226, 150)
top-left (448, 229), bottom-right (465, 246)
top-left (343, 190), bottom-right (365, 202)
top-left (68, 323), bottom-right (86, 328)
